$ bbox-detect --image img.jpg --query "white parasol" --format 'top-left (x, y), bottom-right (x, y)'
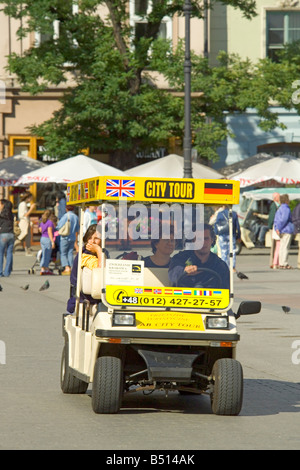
top-left (15, 154), bottom-right (127, 185)
top-left (0, 154), bottom-right (47, 187)
top-left (126, 154), bottom-right (222, 179)
top-left (232, 154), bottom-right (300, 188)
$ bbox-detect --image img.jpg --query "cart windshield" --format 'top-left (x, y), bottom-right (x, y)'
top-left (99, 200), bottom-right (231, 311)
top-left (67, 176), bottom-right (240, 312)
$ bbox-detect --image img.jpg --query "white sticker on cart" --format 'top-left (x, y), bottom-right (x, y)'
top-left (105, 259), bottom-right (144, 285)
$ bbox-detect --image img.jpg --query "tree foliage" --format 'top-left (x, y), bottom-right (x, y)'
top-left (2, 0), bottom-right (299, 167)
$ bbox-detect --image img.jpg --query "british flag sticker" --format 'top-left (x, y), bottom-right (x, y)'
top-left (106, 179), bottom-right (135, 198)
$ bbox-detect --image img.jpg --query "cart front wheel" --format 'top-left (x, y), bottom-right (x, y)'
top-left (92, 356), bottom-right (123, 414)
top-left (210, 358), bottom-right (243, 416)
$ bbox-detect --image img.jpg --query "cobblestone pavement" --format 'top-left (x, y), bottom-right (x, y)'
top-left (0, 246), bottom-right (299, 450)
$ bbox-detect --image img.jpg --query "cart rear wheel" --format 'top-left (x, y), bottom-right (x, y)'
top-left (60, 338), bottom-right (88, 394)
top-left (210, 358), bottom-right (243, 416)
top-left (92, 356), bottom-right (123, 414)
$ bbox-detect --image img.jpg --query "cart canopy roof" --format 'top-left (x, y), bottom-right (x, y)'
top-left (67, 176), bottom-right (240, 205)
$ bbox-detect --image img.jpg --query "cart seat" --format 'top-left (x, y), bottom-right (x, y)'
top-left (143, 268), bottom-right (169, 287)
top-left (81, 267), bottom-right (92, 295)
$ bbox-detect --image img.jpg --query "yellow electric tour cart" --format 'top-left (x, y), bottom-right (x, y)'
top-left (60, 175), bottom-right (260, 415)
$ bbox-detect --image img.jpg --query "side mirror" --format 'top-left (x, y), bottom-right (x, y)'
top-left (236, 300), bottom-right (261, 319)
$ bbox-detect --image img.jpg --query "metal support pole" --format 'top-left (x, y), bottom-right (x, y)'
top-left (183, 0), bottom-right (193, 178)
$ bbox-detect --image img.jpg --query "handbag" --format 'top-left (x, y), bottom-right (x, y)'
top-left (272, 227), bottom-right (280, 241)
top-left (58, 213), bottom-right (71, 236)
top-left (215, 213), bottom-right (229, 236)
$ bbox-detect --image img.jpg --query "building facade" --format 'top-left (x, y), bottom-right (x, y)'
top-left (1, 0), bottom-right (300, 181)
top-left (0, 2), bottom-right (205, 167)
top-left (210, 0), bottom-right (300, 168)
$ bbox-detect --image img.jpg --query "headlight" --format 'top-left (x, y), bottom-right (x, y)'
top-left (206, 316), bottom-right (228, 329)
top-left (113, 313), bottom-right (136, 326)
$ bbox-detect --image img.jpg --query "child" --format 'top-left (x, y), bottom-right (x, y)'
top-left (66, 224), bottom-right (102, 313)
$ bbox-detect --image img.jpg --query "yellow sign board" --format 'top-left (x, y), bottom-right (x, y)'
top-left (66, 176), bottom-right (240, 205)
top-left (135, 311), bottom-right (205, 330)
top-left (105, 285), bottom-right (230, 310)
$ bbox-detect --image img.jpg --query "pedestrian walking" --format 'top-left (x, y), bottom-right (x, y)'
top-left (55, 190), bottom-right (67, 220)
top-left (0, 199), bottom-right (14, 277)
top-left (209, 205), bottom-right (223, 256)
top-left (17, 191), bottom-right (36, 256)
top-left (56, 205), bottom-right (79, 275)
top-left (214, 205), bottom-right (241, 272)
top-left (268, 192), bottom-right (280, 269)
top-left (83, 205), bottom-right (98, 235)
top-left (273, 194), bottom-right (294, 269)
top-left (292, 201), bottom-right (300, 270)
top-left (39, 210), bottom-right (56, 275)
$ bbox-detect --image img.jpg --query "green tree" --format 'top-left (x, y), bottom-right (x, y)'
top-left (1, 0), bottom-right (279, 168)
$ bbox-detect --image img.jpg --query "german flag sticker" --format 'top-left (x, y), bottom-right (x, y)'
top-left (204, 182), bottom-right (233, 201)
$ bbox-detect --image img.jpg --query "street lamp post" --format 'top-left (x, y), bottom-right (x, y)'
top-left (183, 0), bottom-right (193, 178)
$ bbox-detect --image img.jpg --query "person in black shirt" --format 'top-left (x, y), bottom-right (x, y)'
top-left (0, 199), bottom-right (14, 277)
top-left (144, 228), bottom-right (175, 268)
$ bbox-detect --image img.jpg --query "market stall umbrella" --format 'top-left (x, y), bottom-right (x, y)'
top-left (231, 154), bottom-right (300, 188)
top-left (0, 154), bottom-right (47, 186)
top-left (219, 153), bottom-right (273, 179)
top-left (15, 154), bottom-right (127, 185)
top-left (126, 154), bottom-right (222, 179)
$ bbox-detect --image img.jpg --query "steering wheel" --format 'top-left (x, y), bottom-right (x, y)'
top-left (176, 268), bottom-right (223, 288)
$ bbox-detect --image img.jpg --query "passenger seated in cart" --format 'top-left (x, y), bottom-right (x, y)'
top-left (168, 224), bottom-right (230, 289)
top-left (66, 224), bottom-right (102, 314)
top-left (143, 225), bottom-right (176, 268)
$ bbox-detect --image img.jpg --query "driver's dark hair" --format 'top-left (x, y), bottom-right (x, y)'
top-left (151, 224), bottom-right (175, 253)
top-left (189, 223), bottom-right (216, 248)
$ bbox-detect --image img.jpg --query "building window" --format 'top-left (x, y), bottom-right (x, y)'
top-left (130, 0), bottom-right (172, 42)
top-left (34, 1), bottom-right (78, 46)
top-left (267, 10), bottom-right (300, 61)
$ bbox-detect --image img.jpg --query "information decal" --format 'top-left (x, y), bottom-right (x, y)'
top-left (105, 285), bottom-right (230, 309)
top-left (135, 311), bottom-right (205, 330)
top-left (105, 259), bottom-right (144, 286)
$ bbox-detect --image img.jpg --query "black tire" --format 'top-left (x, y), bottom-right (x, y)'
top-left (210, 358), bottom-right (243, 416)
top-left (92, 356), bottom-right (123, 414)
top-left (60, 339), bottom-right (88, 394)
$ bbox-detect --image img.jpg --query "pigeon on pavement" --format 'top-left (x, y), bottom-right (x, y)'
top-left (236, 271), bottom-right (249, 280)
top-left (39, 280), bottom-right (50, 292)
top-left (282, 306), bottom-right (291, 314)
top-left (21, 284), bottom-right (29, 290)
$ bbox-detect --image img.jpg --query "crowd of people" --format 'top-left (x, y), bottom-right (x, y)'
top-left (0, 191), bottom-right (101, 278)
top-left (1, 191), bottom-right (300, 293)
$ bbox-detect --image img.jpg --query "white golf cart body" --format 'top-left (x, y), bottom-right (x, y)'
top-left (61, 175), bottom-right (260, 414)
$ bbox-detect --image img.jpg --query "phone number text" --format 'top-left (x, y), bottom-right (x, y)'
top-left (121, 296), bottom-right (222, 307)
